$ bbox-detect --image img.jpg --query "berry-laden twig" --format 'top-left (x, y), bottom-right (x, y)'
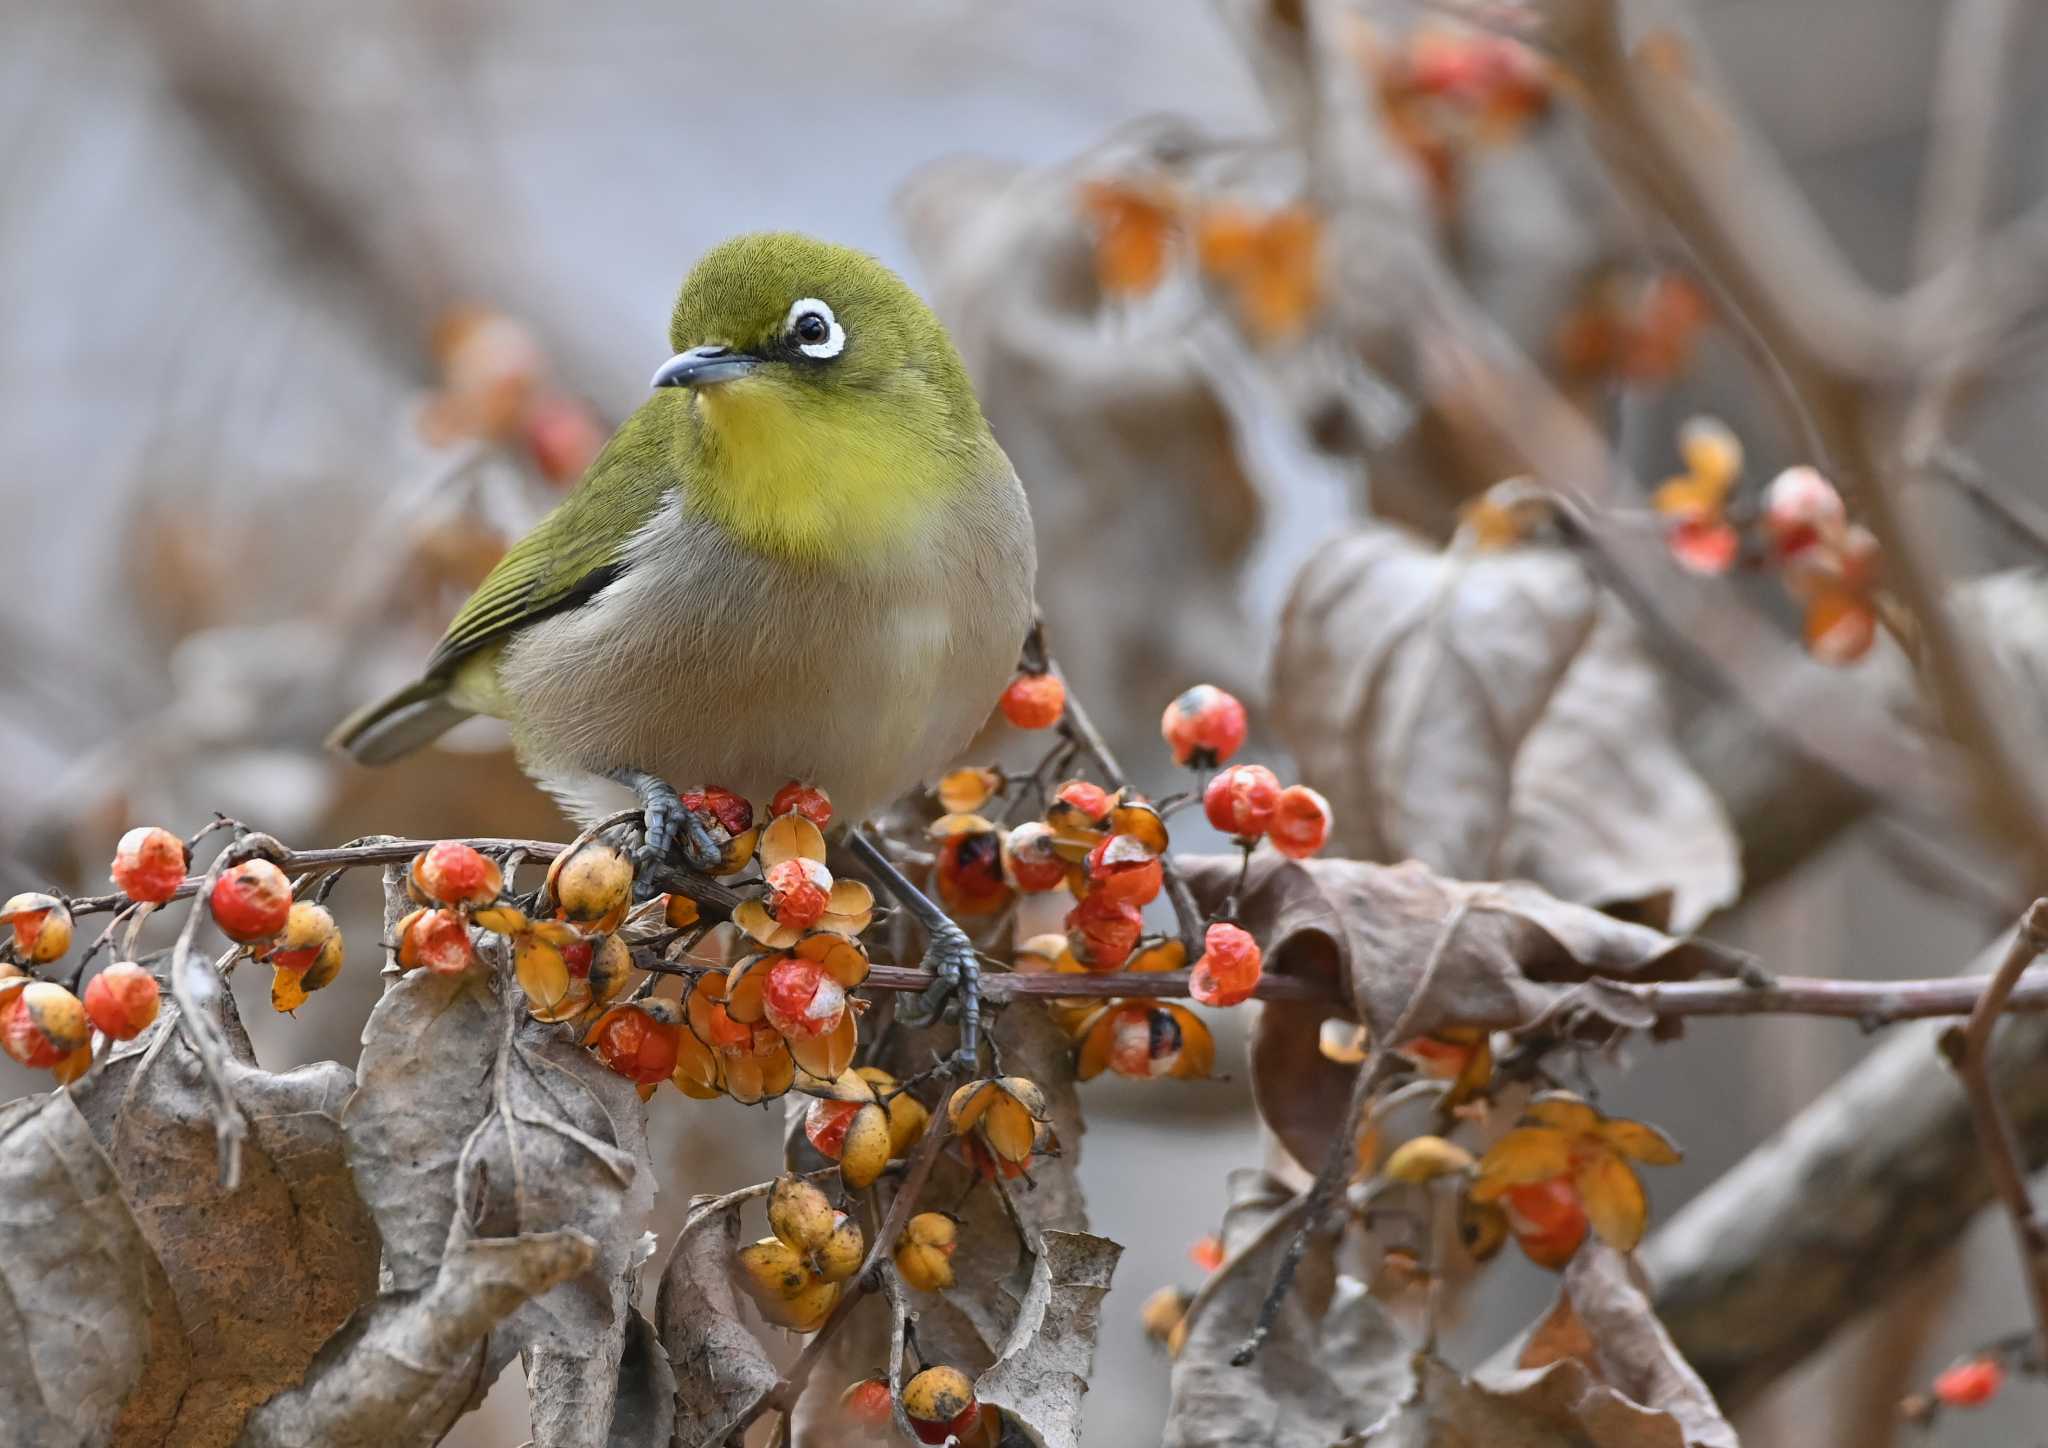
top-left (1940, 898), bottom-right (2048, 1366)
top-left (760, 1056), bottom-right (971, 1439)
top-left (1046, 660), bottom-right (1207, 952)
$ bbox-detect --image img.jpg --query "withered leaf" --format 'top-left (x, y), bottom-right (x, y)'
top-left (974, 1231), bottom-right (1122, 1448)
top-left (236, 1230), bottom-right (597, 1448)
top-left (605, 1309), bottom-right (678, 1448)
top-left (71, 1001), bottom-right (378, 1446)
top-left (0, 1091), bottom-right (153, 1448)
top-left (1491, 1245), bottom-right (1737, 1448)
top-left (1274, 527), bottom-right (1739, 933)
top-left (657, 1194), bottom-right (782, 1448)
top-left (1166, 1171), bottom-right (1411, 1448)
top-left (1179, 853), bottom-right (1738, 1171)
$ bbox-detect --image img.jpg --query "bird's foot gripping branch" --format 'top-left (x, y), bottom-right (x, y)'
top-left (14, 671), bottom-right (2048, 1444)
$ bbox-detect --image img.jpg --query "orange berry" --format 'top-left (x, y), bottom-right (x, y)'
top-left (84, 962), bottom-right (160, 1040)
top-left (999, 672), bottom-right (1066, 730)
top-left (1932, 1357), bottom-right (2005, 1408)
top-left (1105, 1004), bottom-right (1184, 1078)
top-left (395, 907), bottom-right (478, 976)
top-left (208, 861), bottom-right (292, 945)
top-left (1002, 822), bottom-right (1068, 893)
top-left (1203, 763), bottom-right (1281, 838)
top-left (770, 781), bottom-right (833, 827)
top-left (1049, 779), bottom-right (1114, 828)
top-left (1161, 684), bottom-right (1247, 767)
top-left (410, 841), bottom-right (503, 908)
top-left (1084, 835), bottom-right (1163, 905)
top-left (761, 957), bottom-right (847, 1041)
top-left (1503, 1178), bottom-right (1589, 1269)
top-left (1066, 893), bottom-right (1143, 970)
top-left (1268, 785), bottom-right (1333, 859)
top-left (1, 981), bottom-right (88, 1068)
top-left (1190, 922), bottom-right (1261, 1006)
top-left (937, 830), bottom-right (1011, 917)
top-left (522, 393), bottom-right (604, 484)
top-left (1, 894), bottom-right (73, 964)
top-left (110, 826), bottom-right (189, 904)
top-left (682, 784), bottom-right (755, 837)
top-left (590, 1003), bottom-right (682, 1085)
top-left (1189, 1235), bottom-right (1225, 1273)
top-left (1667, 517), bottom-right (1740, 575)
top-left (805, 1097), bottom-right (863, 1160)
top-left (840, 1377), bottom-right (895, 1427)
top-left (765, 858), bottom-right (832, 931)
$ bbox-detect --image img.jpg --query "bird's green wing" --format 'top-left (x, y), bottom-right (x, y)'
top-left (424, 412), bottom-right (676, 675)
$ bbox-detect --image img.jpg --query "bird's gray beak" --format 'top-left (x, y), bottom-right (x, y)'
top-left (651, 345), bottom-right (760, 389)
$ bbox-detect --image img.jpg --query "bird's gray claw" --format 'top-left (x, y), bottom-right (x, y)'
top-left (676, 811), bottom-right (725, 875)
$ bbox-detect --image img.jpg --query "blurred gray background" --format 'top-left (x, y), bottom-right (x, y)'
top-left (5, 1), bottom-right (2047, 1444)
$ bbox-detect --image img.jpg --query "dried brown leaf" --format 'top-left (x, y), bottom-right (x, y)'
top-left (1179, 853), bottom-right (1737, 1170)
top-left (237, 1230), bottom-right (598, 1448)
top-left (1165, 1171), bottom-right (1411, 1447)
top-left (657, 1194), bottom-right (783, 1448)
top-left (0, 1091), bottom-right (153, 1448)
top-left (974, 1231), bottom-right (1122, 1448)
top-left (1274, 527), bottom-right (1738, 933)
top-left (604, 1309), bottom-right (679, 1448)
top-left (70, 1000), bottom-right (378, 1446)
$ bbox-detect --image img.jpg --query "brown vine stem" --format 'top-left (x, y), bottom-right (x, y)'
top-left (759, 1057), bottom-right (970, 1437)
top-left (1941, 899), bottom-right (2048, 1365)
top-left (64, 833), bottom-right (747, 920)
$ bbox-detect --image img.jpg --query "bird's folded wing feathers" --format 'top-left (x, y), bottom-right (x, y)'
top-left (424, 431), bottom-right (673, 675)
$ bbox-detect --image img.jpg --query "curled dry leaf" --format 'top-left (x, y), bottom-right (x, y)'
top-left (68, 993), bottom-right (379, 1445)
top-left (973, 1231), bottom-right (1123, 1448)
top-left (1177, 853), bottom-right (1739, 1172)
top-left (345, 931), bottom-right (653, 1448)
top-left (1274, 526), bottom-right (1739, 933)
top-left (0, 1091), bottom-right (153, 1448)
top-left (1165, 1171), bottom-right (1411, 1448)
top-left (656, 1194), bottom-right (783, 1448)
top-left (237, 1231), bottom-right (599, 1448)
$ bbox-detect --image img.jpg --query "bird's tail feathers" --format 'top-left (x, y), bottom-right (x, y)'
top-left (328, 678), bottom-right (473, 765)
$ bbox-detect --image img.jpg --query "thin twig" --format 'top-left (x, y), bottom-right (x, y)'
top-left (759, 1057), bottom-right (971, 1436)
top-left (1941, 899), bottom-right (2048, 1364)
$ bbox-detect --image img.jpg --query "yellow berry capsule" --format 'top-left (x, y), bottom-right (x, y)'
top-left (812, 1211), bottom-right (865, 1284)
top-left (546, 839), bottom-right (634, 932)
top-left (1140, 1284), bottom-right (1189, 1346)
top-left (1381, 1135), bottom-right (1476, 1185)
top-left (895, 1212), bottom-right (958, 1292)
top-left (839, 1102), bottom-right (893, 1191)
top-left (902, 1365), bottom-right (979, 1443)
top-left (759, 1276), bottom-right (841, 1333)
top-left (768, 1175), bottom-right (838, 1255)
top-left (737, 1237), bottom-right (813, 1302)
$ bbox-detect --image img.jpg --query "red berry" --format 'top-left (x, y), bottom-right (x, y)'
top-left (590, 1004), bottom-right (682, 1085)
top-left (1, 981), bottom-right (88, 1068)
top-left (1084, 835), bottom-right (1163, 905)
top-left (1002, 822), bottom-right (1068, 893)
top-left (411, 841), bottom-right (503, 908)
top-left (1268, 785), bottom-right (1333, 859)
top-left (267, 901), bottom-right (339, 972)
top-left (999, 672), bottom-right (1066, 730)
top-left (761, 956), bottom-right (846, 1040)
top-left (396, 908), bottom-right (478, 975)
top-left (1106, 1004), bottom-right (1184, 1079)
top-left (1933, 1357), bottom-right (2005, 1408)
top-left (681, 784), bottom-right (755, 837)
top-left (1189, 1235), bottom-right (1225, 1272)
top-left (522, 392), bottom-right (605, 484)
top-left (1066, 893), bottom-right (1143, 970)
top-left (209, 860), bottom-right (293, 944)
top-left (766, 858), bottom-right (831, 930)
top-left (1161, 684), bottom-right (1248, 768)
top-left (1503, 1178), bottom-right (1588, 1269)
top-left (770, 781), bottom-right (833, 827)
top-left (1760, 465), bottom-right (1845, 561)
top-left (84, 962), bottom-right (160, 1040)
top-left (1190, 922), bottom-right (1262, 1006)
top-left (1050, 779), bottom-right (1114, 826)
top-left (110, 826), bottom-right (189, 904)
top-left (1202, 764), bottom-right (1281, 838)
top-left (839, 1377), bottom-right (895, 1427)
top-left (805, 1097), bottom-right (863, 1159)
top-left (1, 894), bottom-right (73, 964)
top-left (937, 830), bottom-right (1011, 917)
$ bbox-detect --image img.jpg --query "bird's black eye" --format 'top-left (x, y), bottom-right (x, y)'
top-left (794, 311), bottom-right (830, 345)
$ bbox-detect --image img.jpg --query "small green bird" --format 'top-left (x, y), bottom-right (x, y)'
top-left (333, 234), bottom-right (1036, 1014)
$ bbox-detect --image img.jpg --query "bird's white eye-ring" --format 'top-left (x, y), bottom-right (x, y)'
top-left (786, 297), bottom-right (845, 359)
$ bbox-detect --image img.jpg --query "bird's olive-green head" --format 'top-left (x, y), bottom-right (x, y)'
top-left (649, 233), bottom-right (998, 563)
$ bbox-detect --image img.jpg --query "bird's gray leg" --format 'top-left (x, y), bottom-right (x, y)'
top-left (849, 830), bottom-right (980, 1068)
top-left (608, 767), bottom-right (723, 886)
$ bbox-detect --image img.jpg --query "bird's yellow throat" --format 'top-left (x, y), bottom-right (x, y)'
top-left (688, 381), bottom-right (958, 565)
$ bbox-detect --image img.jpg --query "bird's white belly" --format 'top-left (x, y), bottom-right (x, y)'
top-left (495, 503), bottom-right (1023, 830)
